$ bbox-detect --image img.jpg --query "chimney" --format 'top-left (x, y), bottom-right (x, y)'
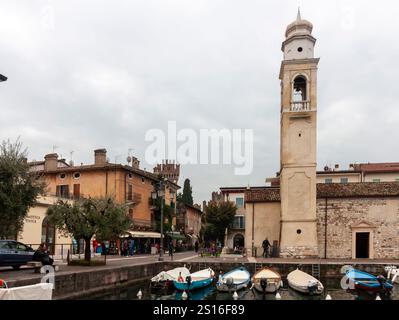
top-left (131, 156), bottom-right (140, 169)
top-left (44, 153), bottom-right (58, 171)
top-left (94, 149), bottom-right (107, 165)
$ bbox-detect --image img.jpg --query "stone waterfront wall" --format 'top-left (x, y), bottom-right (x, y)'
top-left (316, 197), bottom-right (399, 259)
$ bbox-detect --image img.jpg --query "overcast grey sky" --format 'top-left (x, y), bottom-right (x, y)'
top-left (1, 0), bottom-right (399, 203)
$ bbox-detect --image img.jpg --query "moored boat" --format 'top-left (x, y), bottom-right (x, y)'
top-left (385, 266), bottom-right (399, 284)
top-left (173, 268), bottom-right (215, 291)
top-left (287, 269), bottom-right (323, 295)
top-left (0, 282), bottom-right (53, 300)
top-left (150, 267), bottom-right (190, 290)
top-left (252, 268), bottom-right (282, 293)
top-left (346, 268), bottom-right (393, 294)
top-left (216, 267), bottom-right (251, 292)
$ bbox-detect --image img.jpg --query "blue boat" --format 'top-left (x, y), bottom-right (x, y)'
top-left (173, 268), bottom-right (215, 291)
top-left (216, 267), bottom-right (251, 292)
top-left (346, 268), bottom-right (393, 293)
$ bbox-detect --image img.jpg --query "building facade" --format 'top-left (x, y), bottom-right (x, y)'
top-left (20, 149), bottom-right (179, 253)
top-left (243, 13), bottom-right (399, 259)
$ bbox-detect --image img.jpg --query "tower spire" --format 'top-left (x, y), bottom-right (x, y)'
top-left (297, 7), bottom-right (301, 21)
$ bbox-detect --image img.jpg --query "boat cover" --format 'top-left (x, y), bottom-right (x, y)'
top-left (0, 283), bottom-right (53, 300)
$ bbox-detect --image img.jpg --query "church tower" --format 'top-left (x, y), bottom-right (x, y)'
top-left (279, 10), bottom-right (320, 258)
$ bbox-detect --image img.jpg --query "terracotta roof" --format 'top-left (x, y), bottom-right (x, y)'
top-left (353, 162), bottom-right (399, 173)
top-left (317, 182), bottom-right (399, 198)
top-left (245, 182), bottom-right (399, 203)
top-left (245, 188), bottom-right (281, 202)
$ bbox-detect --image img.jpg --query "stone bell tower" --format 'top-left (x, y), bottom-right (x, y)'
top-left (279, 10), bottom-right (320, 258)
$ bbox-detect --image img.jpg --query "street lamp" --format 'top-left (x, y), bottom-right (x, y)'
top-left (151, 178), bottom-right (167, 261)
top-left (0, 74), bottom-right (7, 82)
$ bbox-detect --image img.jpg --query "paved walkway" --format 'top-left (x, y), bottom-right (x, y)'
top-left (0, 251), bottom-right (198, 282)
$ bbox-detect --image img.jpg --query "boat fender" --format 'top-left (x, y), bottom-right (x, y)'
top-left (0, 279), bottom-right (7, 289)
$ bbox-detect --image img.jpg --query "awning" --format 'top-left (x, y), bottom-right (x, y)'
top-left (122, 231), bottom-right (161, 238)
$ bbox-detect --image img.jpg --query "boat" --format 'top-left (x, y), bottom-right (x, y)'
top-left (0, 281), bottom-right (53, 300)
top-left (216, 267), bottom-right (251, 292)
top-left (173, 267), bottom-right (215, 291)
top-left (287, 269), bottom-right (324, 295)
top-left (150, 267), bottom-right (191, 290)
top-left (346, 268), bottom-right (393, 293)
top-left (385, 266), bottom-right (399, 284)
top-left (252, 268), bottom-right (282, 293)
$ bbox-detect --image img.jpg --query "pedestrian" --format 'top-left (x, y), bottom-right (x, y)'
top-left (92, 239), bottom-right (98, 255)
top-left (194, 240), bottom-right (199, 253)
top-left (262, 237), bottom-right (271, 258)
top-left (33, 243), bottom-right (54, 266)
top-left (129, 239), bottom-right (135, 256)
top-left (168, 240), bottom-right (174, 260)
top-left (123, 239), bottom-right (128, 257)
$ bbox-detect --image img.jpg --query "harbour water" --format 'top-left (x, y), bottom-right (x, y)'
top-left (87, 278), bottom-right (399, 301)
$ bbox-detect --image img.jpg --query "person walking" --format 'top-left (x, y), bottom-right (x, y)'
top-left (123, 239), bottom-right (128, 257)
top-left (168, 240), bottom-right (174, 260)
top-left (262, 238), bottom-right (271, 258)
top-left (129, 239), bottom-right (135, 256)
top-left (194, 240), bottom-right (199, 253)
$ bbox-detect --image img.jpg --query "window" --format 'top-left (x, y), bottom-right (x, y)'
top-left (127, 173), bottom-right (133, 179)
top-left (297, 47), bottom-right (303, 52)
top-left (325, 178), bottom-right (333, 184)
top-left (235, 197), bottom-right (244, 208)
top-left (141, 177), bottom-right (145, 184)
top-left (293, 75), bottom-right (307, 101)
top-left (340, 178), bottom-right (348, 184)
top-left (73, 172), bottom-right (81, 179)
top-left (127, 184), bottom-right (133, 201)
top-left (373, 179), bottom-right (380, 183)
top-left (232, 216), bottom-right (245, 229)
top-left (59, 173), bottom-right (66, 179)
top-left (56, 185), bottom-right (69, 198)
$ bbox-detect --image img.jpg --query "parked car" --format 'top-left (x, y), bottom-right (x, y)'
top-left (0, 240), bottom-right (35, 270)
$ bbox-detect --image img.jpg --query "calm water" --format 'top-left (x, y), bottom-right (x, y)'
top-left (87, 278), bottom-right (399, 301)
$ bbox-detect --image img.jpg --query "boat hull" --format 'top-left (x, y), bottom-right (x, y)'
top-left (174, 278), bottom-right (214, 291)
top-left (287, 269), bottom-right (324, 295)
top-left (252, 268), bottom-right (282, 293)
top-left (216, 267), bottom-right (251, 292)
top-left (346, 269), bottom-right (393, 293)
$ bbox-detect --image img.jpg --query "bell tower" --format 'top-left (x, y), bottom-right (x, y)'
top-left (279, 10), bottom-right (320, 258)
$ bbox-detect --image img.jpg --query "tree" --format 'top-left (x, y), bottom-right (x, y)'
top-left (0, 139), bottom-right (44, 239)
top-left (47, 197), bottom-right (132, 262)
top-left (181, 178), bottom-right (193, 206)
top-left (202, 201), bottom-right (237, 245)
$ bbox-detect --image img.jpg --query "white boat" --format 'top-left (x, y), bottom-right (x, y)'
top-left (385, 265), bottom-right (399, 284)
top-left (150, 267), bottom-right (191, 289)
top-left (252, 268), bottom-right (282, 293)
top-left (287, 269), bottom-right (323, 295)
top-left (216, 267), bottom-right (251, 292)
top-left (0, 282), bottom-right (53, 300)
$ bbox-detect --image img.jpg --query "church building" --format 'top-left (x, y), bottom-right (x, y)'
top-left (244, 12), bottom-right (399, 259)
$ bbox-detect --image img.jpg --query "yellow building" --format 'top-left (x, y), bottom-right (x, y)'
top-left (18, 149), bottom-right (179, 255)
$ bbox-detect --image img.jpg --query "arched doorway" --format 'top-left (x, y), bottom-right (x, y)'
top-left (41, 217), bottom-right (55, 254)
top-left (233, 233), bottom-right (244, 248)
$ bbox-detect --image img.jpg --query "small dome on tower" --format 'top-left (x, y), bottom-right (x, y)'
top-left (285, 9), bottom-right (313, 38)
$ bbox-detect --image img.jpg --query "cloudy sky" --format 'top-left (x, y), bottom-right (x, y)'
top-left (1, 0), bottom-right (398, 203)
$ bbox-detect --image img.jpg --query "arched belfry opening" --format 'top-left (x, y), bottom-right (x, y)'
top-left (293, 75), bottom-right (307, 101)
top-left (291, 75), bottom-right (309, 111)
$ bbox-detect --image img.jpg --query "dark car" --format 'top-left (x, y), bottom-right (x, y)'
top-left (0, 240), bottom-right (35, 270)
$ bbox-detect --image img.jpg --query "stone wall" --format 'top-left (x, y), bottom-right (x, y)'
top-left (317, 197), bottom-right (399, 259)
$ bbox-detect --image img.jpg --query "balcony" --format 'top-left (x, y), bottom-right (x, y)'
top-left (290, 100), bottom-right (310, 112)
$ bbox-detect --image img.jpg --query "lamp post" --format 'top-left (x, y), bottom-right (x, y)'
top-left (152, 178), bottom-right (167, 261)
